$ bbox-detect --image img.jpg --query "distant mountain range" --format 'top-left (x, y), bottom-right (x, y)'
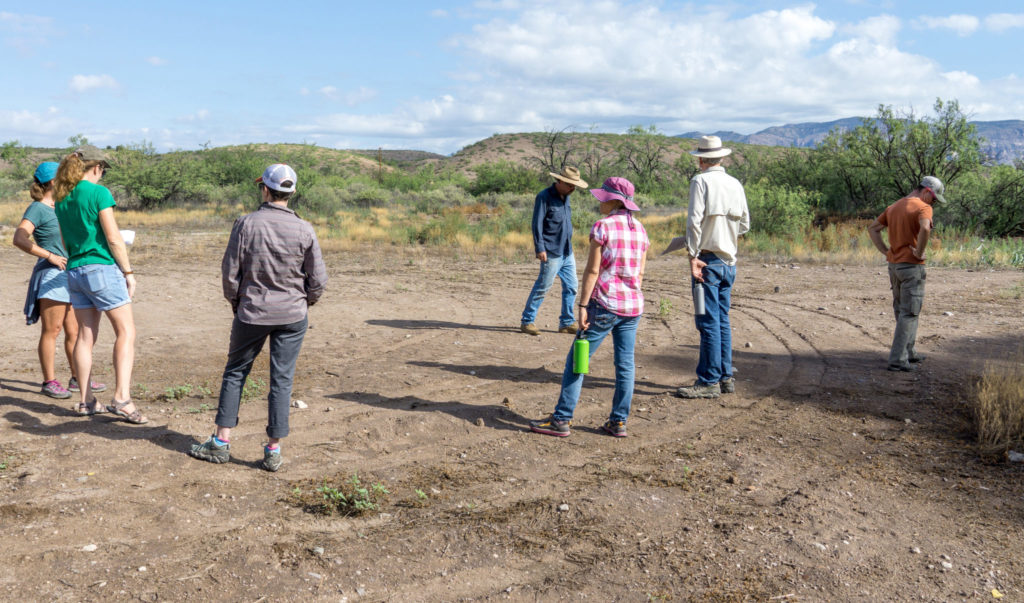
top-left (679, 118), bottom-right (1024, 164)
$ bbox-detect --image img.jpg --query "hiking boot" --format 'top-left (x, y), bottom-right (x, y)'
top-left (675, 381), bottom-right (721, 399)
top-left (558, 323), bottom-right (579, 334)
top-left (68, 377), bottom-right (107, 393)
top-left (41, 380), bottom-right (71, 399)
top-left (189, 436), bottom-right (230, 464)
top-left (908, 354), bottom-right (926, 363)
top-left (521, 323), bottom-right (540, 336)
top-left (719, 377), bottom-right (736, 394)
top-left (601, 419), bottom-right (627, 437)
top-left (261, 446), bottom-right (282, 472)
top-left (529, 415), bottom-right (571, 437)
top-left (887, 363), bottom-right (914, 372)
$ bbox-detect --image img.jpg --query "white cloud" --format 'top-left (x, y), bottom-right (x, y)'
top-left (276, 2), bottom-right (1022, 152)
top-left (0, 108), bottom-right (75, 138)
top-left (319, 85), bottom-right (340, 100)
top-left (983, 13), bottom-right (1024, 32)
top-left (0, 11), bottom-right (52, 32)
top-left (69, 74), bottom-right (119, 93)
top-left (919, 14), bottom-right (979, 36)
top-left (843, 14), bottom-right (901, 43)
top-left (316, 85), bottom-right (378, 106)
top-left (430, 9), bottom-right (448, 18)
top-left (146, 56), bottom-right (167, 66)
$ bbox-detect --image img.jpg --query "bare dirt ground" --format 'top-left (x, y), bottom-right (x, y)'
top-left (1, 230), bottom-right (1023, 602)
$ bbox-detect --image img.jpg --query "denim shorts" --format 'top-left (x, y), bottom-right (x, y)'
top-left (36, 266), bottom-right (71, 304)
top-left (67, 264), bottom-right (131, 311)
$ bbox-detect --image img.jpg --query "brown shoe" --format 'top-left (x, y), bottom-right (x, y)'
top-left (558, 323), bottom-right (578, 334)
top-left (520, 323), bottom-right (540, 336)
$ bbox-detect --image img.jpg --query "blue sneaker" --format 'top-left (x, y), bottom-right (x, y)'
top-left (262, 445), bottom-right (282, 472)
top-left (189, 436), bottom-right (230, 464)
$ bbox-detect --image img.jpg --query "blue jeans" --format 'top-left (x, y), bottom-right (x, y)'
top-left (693, 253), bottom-right (736, 385)
top-left (552, 304), bottom-right (639, 423)
top-left (521, 252), bottom-right (578, 327)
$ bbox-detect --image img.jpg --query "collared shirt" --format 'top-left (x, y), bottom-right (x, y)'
top-left (590, 210), bottom-right (650, 317)
top-left (685, 166), bottom-right (750, 265)
top-left (222, 202), bottom-right (328, 325)
top-left (532, 184), bottom-right (573, 256)
top-left (877, 196), bottom-right (932, 265)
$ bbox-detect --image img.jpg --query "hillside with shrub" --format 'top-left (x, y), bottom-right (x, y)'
top-left (2, 98), bottom-right (1023, 265)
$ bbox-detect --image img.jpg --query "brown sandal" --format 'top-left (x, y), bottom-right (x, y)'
top-left (106, 400), bottom-right (148, 424)
top-left (75, 399), bottom-right (109, 416)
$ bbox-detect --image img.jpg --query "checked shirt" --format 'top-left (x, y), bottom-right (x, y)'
top-left (589, 210), bottom-right (650, 317)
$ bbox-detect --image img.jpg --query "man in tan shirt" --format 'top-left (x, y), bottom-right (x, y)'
top-left (867, 176), bottom-right (946, 371)
top-left (676, 136), bottom-right (750, 399)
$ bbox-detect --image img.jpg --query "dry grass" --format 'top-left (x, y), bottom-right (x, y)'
top-left (974, 349), bottom-right (1024, 454)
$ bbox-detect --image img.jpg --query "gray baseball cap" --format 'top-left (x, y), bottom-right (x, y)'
top-left (920, 176), bottom-right (946, 203)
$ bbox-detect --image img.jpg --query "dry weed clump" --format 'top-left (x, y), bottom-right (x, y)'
top-left (973, 352), bottom-right (1024, 454)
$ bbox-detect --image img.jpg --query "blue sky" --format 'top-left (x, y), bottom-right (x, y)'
top-left (2, 1), bottom-right (1023, 154)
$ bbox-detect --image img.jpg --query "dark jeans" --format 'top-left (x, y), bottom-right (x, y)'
top-left (888, 263), bottom-right (926, 366)
top-left (215, 316), bottom-right (308, 439)
top-left (693, 252), bottom-right (736, 385)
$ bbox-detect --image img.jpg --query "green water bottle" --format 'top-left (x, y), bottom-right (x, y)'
top-left (573, 331), bottom-right (589, 374)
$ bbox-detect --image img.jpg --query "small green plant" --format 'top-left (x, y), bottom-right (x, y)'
top-left (241, 377), bottom-right (265, 404)
top-left (415, 489), bottom-right (428, 501)
top-left (187, 403), bottom-right (212, 414)
top-left (0, 458), bottom-right (9, 471)
top-left (657, 298), bottom-right (673, 318)
top-left (164, 383), bottom-right (212, 400)
top-left (290, 473), bottom-right (389, 517)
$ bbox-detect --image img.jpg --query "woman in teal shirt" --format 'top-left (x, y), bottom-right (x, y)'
top-left (54, 146), bottom-right (146, 424)
top-left (13, 162), bottom-right (106, 402)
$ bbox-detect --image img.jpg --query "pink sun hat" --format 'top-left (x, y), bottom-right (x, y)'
top-left (589, 177), bottom-right (640, 211)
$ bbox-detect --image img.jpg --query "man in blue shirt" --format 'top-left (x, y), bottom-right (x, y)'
top-left (520, 166), bottom-right (588, 335)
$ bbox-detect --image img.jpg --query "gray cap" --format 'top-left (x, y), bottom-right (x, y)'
top-left (920, 176), bottom-right (946, 204)
top-left (75, 144), bottom-right (111, 167)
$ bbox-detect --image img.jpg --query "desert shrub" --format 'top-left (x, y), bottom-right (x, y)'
top-left (409, 184), bottom-right (474, 214)
top-left (744, 182), bottom-right (818, 236)
top-left (974, 351), bottom-right (1024, 454)
top-left (469, 160), bottom-right (544, 195)
top-left (410, 211), bottom-right (469, 245)
top-left (943, 165), bottom-right (1024, 237)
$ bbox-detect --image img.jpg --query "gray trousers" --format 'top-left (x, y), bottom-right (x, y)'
top-left (215, 316), bottom-right (308, 439)
top-left (888, 263), bottom-right (926, 366)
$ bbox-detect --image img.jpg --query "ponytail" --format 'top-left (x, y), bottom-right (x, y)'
top-left (29, 180), bottom-right (53, 202)
top-left (54, 153), bottom-right (102, 202)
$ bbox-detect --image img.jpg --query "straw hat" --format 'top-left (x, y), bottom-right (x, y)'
top-left (690, 135), bottom-right (732, 159)
top-left (549, 166), bottom-right (588, 188)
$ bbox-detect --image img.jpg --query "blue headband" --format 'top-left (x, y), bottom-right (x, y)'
top-left (601, 183), bottom-right (634, 201)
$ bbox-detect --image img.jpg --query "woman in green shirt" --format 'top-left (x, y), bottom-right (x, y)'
top-left (54, 146), bottom-right (147, 424)
top-left (13, 162), bottom-right (106, 402)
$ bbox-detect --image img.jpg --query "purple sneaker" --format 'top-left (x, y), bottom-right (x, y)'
top-left (68, 377), bottom-right (107, 393)
top-left (41, 380), bottom-right (72, 399)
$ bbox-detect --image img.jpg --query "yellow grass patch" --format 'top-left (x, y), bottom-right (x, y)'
top-left (974, 350), bottom-right (1024, 454)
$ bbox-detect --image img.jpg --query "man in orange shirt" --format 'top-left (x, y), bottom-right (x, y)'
top-left (867, 176), bottom-right (947, 371)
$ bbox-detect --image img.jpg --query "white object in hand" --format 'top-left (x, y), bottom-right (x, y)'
top-left (120, 229), bottom-right (136, 246)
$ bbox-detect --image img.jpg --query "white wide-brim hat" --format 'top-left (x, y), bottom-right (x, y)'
top-left (690, 135), bottom-right (732, 159)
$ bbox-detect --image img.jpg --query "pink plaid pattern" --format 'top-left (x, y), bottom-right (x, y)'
top-left (589, 210), bottom-right (650, 316)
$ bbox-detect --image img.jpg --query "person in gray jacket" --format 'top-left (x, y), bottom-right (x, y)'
top-left (189, 163), bottom-right (327, 471)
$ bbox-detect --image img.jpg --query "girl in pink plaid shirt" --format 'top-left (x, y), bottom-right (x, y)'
top-left (530, 177), bottom-right (650, 438)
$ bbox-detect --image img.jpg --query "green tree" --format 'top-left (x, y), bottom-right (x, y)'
top-left (816, 98), bottom-right (982, 215)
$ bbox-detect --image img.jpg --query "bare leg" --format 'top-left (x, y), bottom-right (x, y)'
top-left (37, 299), bottom-right (66, 382)
top-left (62, 303), bottom-right (78, 379)
top-left (104, 303), bottom-right (143, 419)
top-left (73, 307), bottom-right (102, 407)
